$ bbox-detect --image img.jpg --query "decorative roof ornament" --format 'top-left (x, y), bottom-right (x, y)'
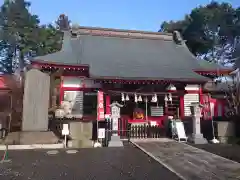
top-left (173, 31), bottom-right (183, 45)
top-left (57, 14), bottom-right (71, 31)
top-left (138, 95), bottom-right (142, 102)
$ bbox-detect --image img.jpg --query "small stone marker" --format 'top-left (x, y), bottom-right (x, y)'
top-left (22, 69), bottom-right (50, 131)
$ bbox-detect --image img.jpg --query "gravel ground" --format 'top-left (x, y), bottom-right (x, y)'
top-left (0, 142), bottom-right (181, 180)
top-left (191, 143), bottom-right (240, 163)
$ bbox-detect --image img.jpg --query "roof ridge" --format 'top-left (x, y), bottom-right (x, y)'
top-left (71, 26), bottom-right (173, 41)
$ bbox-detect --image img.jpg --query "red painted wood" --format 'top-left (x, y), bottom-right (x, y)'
top-left (179, 95), bottom-right (184, 119)
top-left (105, 95), bottom-right (111, 114)
top-left (127, 116), bottom-right (166, 127)
top-left (199, 87), bottom-right (203, 106)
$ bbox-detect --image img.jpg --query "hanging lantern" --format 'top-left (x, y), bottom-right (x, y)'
top-left (121, 93), bottom-right (125, 102)
top-left (134, 94), bottom-right (138, 103)
top-left (168, 93), bottom-right (172, 102)
top-left (166, 84), bottom-right (176, 91)
top-left (151, 94), bottom-right (157, 103)
top-left (125, 94), bottom-right (129, 101)
top-left (164, 95), bottom-right (168, 102)
top-left (138, 95), bottom-right (142, 102)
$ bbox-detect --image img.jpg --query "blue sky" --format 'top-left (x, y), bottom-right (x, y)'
top-left (1, 0), bottom-right (240, 31)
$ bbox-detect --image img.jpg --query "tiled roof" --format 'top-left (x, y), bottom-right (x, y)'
top-left (33, 26), bottom-right (210, 82)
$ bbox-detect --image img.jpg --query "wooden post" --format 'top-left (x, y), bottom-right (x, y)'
top-left (179, 95), bottom-right (184, 119)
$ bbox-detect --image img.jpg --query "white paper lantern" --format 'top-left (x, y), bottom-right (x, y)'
top-left (134, 94), bottom-right (138, 103)
top-left (138, 95), bottom-right (142, 102)
top-left (151, 94), bottom-right (157, 103)
top-left (164, 95), bottom-right (168, 102)
top-left (125, 94), bottom-right (130, 101)
top-left (121, 93), bottom-right (125, 101)
top-left (168, 93), bottom-right (172, 102)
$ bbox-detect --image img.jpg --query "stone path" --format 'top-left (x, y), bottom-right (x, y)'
top-left (0, 145), bottom-right (181, 180)
top-left (132, 139), bottom-right (240, 180)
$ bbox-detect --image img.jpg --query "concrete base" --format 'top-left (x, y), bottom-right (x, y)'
top-left (108, 135), bottom-right (123, 147)
top-left (4, 131), bottom-right (59, 145)
top-left (189, 133), bottom-right (208, 144)
top-left (0, 143), bottom-right (64, 150)
top-left (68, 139), bottom-right (93, 148)
top-left (218, 136), bottom-right (230, 144)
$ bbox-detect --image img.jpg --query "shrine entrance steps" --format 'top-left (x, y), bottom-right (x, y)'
top-left (131, 139), bottom-right (240, 180)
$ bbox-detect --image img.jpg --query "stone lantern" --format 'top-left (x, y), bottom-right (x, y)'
top-left (108, 102), bottom-right (123, 147)
top-left (189, 102), bottom-right (207, 144)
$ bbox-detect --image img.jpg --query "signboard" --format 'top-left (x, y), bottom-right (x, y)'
top-left (172, 120), bottom-right (187, 142)
top-left (98, 128), bottom-right (105, 139)
top-left (61, 124), bottom-right (69, 135)
top-left (97, 91), bottom-right (105, 121)
top-left (175, 121), bottom-right (187, 141)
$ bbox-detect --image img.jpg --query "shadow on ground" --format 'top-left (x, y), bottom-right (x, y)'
top-left (0, 142), bottom-right (181, 180)
top-left (191, 143), bottom-right (240, 163)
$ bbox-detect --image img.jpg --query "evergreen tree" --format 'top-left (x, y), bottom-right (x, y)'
top-left (160, 1), bottom-right (240, 65)
top-left (0, 0), bottom-right (62, 73)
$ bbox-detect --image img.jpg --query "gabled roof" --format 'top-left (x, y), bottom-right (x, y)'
top-left (33, 26), bottom-right (210, 82)
top-left (33, 31), bottom-right (81, 66)
top-left (197, 60), bottom-right (232, 72)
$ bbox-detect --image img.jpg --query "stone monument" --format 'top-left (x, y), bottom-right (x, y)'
top-left (108, 102), bottom-right (123, 147)
top-left (22, 69), bottom-right (50, 131)
top-left (189, 103), bottom-right (207, 144)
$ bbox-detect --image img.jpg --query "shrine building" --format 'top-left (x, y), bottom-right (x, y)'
top-left (31, 26), bottom-right (232, 126)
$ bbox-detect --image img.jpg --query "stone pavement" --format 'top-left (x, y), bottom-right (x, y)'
top-left (132, 139), bottom-right (240, 180)
top-left (0, 143), bottom-right (181, 180)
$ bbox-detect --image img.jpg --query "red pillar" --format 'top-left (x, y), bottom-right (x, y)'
top-left (199, 86), bottom-right (203, 105)
top-left (199, 86), bottom-right (204, 119)
top-left (59, 76), bottom-right (64, 104)
top-left (180, 95), bottom-right (184, 119)
top-left (106, 95), bottom-right (111, 114)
